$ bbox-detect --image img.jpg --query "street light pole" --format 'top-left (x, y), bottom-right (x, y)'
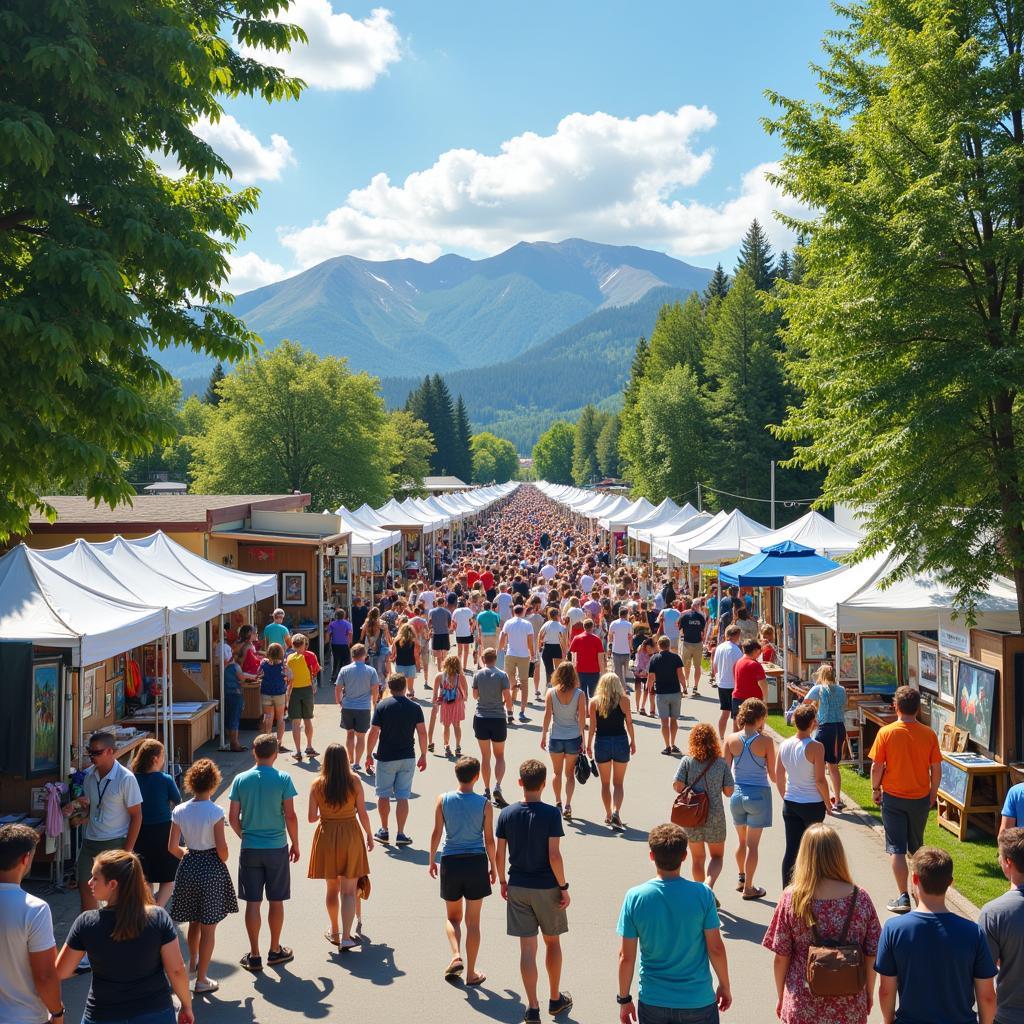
top-left (770, 461), bottom-right (776, 529)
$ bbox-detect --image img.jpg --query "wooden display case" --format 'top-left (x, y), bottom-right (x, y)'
top-left (936, 752), bottom-right (1010, 840)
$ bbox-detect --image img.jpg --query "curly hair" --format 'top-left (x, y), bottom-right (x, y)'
top-left (184, 758), bottom-right (221, 795)
top-left (688, 723), bottom-right (721, 763)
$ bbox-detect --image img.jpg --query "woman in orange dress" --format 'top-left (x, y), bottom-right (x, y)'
top-left (308, 743), bottom-right (374, 950)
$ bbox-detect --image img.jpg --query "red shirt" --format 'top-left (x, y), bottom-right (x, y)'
top-left (467, 570), bottom-right (480, 590)
top-left (302, 650), bottom-right (321, 679)
top-left (760, 643), bottom-right (776, 665)
top-left (241, 645), bottom-right (262, 676)
top-left (569, 632), bottom-right (604, 674)
top-left (481, 570), bottom-right (495, 592)
top-left (733, 656), bottom-right (767, 701)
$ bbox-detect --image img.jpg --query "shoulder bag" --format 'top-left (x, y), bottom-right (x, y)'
top-left (671, 759), bottom-right (713, 828)
top-left (805, 886), bottom-right (867, 997)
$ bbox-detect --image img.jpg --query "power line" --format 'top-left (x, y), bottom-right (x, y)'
top-left (699, 484), bottom-right (820, 506)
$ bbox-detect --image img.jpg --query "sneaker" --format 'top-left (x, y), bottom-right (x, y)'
top-left (352, 763), bottom-right (361, 772)
top-left (493, 788), bottom-right (509, 808)
top-left (670, 745), bottom-right (681, 754)
top-left (548, 991), bottom-right (573, 1016)
top-left (518, 712), bottom-right (529, 723)
top-left (395, 832), bottom-right (413, 846)
top-left (266, 946), bottom-right (294, 967)
top-left (507, 713), bottom-right (515, 725)
top-left (375, 828), bottom-right (390, 844)
top-left (523, 1009), bottom-right (542, 1024)
top-left (483, 788), bottom-right (491, 802)
top-left (887, 893), bottom-right (912, 914)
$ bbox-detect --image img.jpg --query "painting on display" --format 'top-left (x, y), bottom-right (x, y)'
top-left (281, 571), bottom-right (307, 606)
top-left (931, 702), bottom-right (954, 739)
top-left (173, 625), bottom-right (208, 662)
top-left (803, 625), bottom-right (829, 661)
top-left (114, 677), bottom-right (125, 719)
top-left (918, 646), bottom-right (939, 694)
top-left (82, 668), bottom-right (96, 718)
top-left (786, 611), bottom-right (799, 653)
top-left (860, 636), bottom-right (899, 695)
top-left (955, 660), bottom-right (998, 750)
top-left (332, 558), bottom-right (349, 585)
top-left (938, 759), bottom-right (969, 805)
top-left (838, 651), bottom-right (859, 683)
top-left (939, 656), bottom-right (955, 704)
top-left (30, 660), bottom-right (60, 776)
top-left (840, 632), bottom-right (858, 647)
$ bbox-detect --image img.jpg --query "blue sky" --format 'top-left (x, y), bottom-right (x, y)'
top-left (215, 1), bottom-right (840, 291)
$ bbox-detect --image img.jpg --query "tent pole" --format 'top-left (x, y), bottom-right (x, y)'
top-left (78, 659), bottom-right (86, 772)
top-left (217, 615), bottom-right (226, 751)
top-left (317, 545), bottom-right (325, 690)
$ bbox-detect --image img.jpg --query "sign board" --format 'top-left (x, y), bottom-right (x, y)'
top-left (939, 628), bottom-right (969, 656)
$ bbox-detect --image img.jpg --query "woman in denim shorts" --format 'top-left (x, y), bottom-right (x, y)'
top-left (724, 698), bottom-right (776, 901)
top-left (541, 663), bottom-right (586, 821)
top-left (586, 672), bottom-right (636, 830)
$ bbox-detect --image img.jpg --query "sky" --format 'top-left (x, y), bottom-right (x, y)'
top-left (213, 1), bottom-right (841, 292)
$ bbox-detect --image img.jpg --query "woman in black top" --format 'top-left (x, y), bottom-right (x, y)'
top-left (57, 849), bottom-right (193, 1024)
top-left (585, 672), bottom-right (636, 830)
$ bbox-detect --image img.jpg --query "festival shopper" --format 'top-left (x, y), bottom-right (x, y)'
top-left (541, 663), bottom-right (586, 821)
top-left (495, 759), bottom-right (573, 1022)
top-left (616, 823), bottom-right (732, 1024)
top-left (678, 597), bottom-right (707, 696)
top-left (633, 636), bottom-right (654, 717)
top-left (307, 743), bottom-right (374, 951)
top-left (733, 604), bottom-right (759, 644)
top-left (568, 617), bottom-right (605, 699)
top-left (500, 604), bottom-right (537, 722)
top-left (428, 756), bottom-right (497, 986)
top-left (472, 649), bottom-right (514, 806)
top-left (228, 733), bottom-right (299, 972)
top-left (724, 698), bottom-right (776, 901)
top-left (979, 827), bottom-right (1024, 1024)
top-left (731, 639), bottom-right (767, 720)
top-left (648, 635), bottom-right (684, 755)
top-left (806, 663), bottom-right (848, 809)
top-left (0, 824), bottom-right (62, 1024)
top-left (224, 646), bottom-right (257, 752)
top-left (608, 605), bottom-right (635, 690)
top-left (875, 847), bottom-right (997, 1024)
top-left (716, 587), bottom-right (739, 644)
top-left (1001, 782), bottom-right (1024, 832)
top-left (428, 597), bottom-right (454, 675)
top-left (538, 607), bottom-right (567, 688)
top-left (776, 703), bottom-right (832, 888)
top-left (262, 608), bottom-right (290, 651)
top-left (392, 622), bottom-right (420, 699)
top-left (351, 597), bottom-right (368, 645)
top-left (527, 599), bottom-right (547, 699)
top-left (711, 625), bottom-right (743, 738)
top-left (476, 601), bottom-right (501, 669)
top-left (327, 608), bottom-right (353, 672)
top-left (168, 758), bottom-right (238, 994)
top-left (655, 601), bottom-right (682, 653)
top-left (130, 739), bottom-right (181, 908)
top-left (452, 597), bottom-right (476, 672)
top-left (362, 607), bottom-right (393, 682)
top-left (432, 654), bottom-right (468, 758)
top-left (285, 633), bottom-right (319, 762)
top-left (57, 850), bottom-right (194, 1024)
top-left (365, 673), bottom-right (428, 846)
top-left (335, 643), bottom-right (381, 772)
top-left (762, 823), bottom-right (880, 1024)
top-left (673, 724), bottom-right (734, 898)
top-left (586, 671), bottom-right (636, 829)
top-left (868, 685), bottom-right (942, 914)
top-left (258, 642), bottom-right (291, 751)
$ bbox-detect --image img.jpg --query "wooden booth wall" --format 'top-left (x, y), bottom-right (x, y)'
top-left (238, 542), bottom-right (319, 628)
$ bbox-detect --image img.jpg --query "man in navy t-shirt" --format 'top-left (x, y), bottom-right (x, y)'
top-left (876, 846), bottom-right (996, 1024)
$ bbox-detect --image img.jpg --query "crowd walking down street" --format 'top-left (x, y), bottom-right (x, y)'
top-left (1, 485), bottom-right (1019, 1024)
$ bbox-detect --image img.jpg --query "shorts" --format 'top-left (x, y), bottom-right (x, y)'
top-left (341, 708), bottom-right (371, 733)
top-left (881, 793), bottom-right (930, 855)
top-left (456, 635), bottom-right (473, 645)
top-left (730, 785), bottom-right (773, 829)
top-left (594, 734), bottom-right (630, 763)
top-left (718, 687), bottom-right (734, 712)
top-left (638, 1001), bottom-right (720, 1024)
top-left (261, 693), bottom-right (286, 710)
top-left (681, 642), bottom-right (703, 670)
top-left (288, 687), bottom-right (314, 720)
top-left (78, 836), bottom-right (126, 885)
top-left (432, 635), bottom-right (451, 652)
top-left (505, 885), bottom-right (568, 937)
top-left (396, 664), bottom-right (417, 681)
top-left (731, 696), bottom-right (745, 720)
top-left (83, 1009), bottom-right (176, 1024)
top-left (375, 757), bottom-right (416, 800)
top-left (655, 693), bottom-right (681, 720)
top-left (579, 672), bottom-right (600, 698)
top-left (473, 717), bottom-right (508, 743)
top-left (439, 853), bottom-right (492, 901)
top-left (238, 846), bottom-right (291, 903)
top-left (549, 737), bottom-right (581, 755)
top-left (815, 721), bottom-right (847, 764)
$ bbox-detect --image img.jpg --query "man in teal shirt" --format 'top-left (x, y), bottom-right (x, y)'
top-left (476, 600), bottom-right (501, 666)
top-left (616, 823), bottom-right (731, 1023)
top-left (262, 608), bottom-right (290, 651)
top-left (228, 733), bottom-right (299, 973)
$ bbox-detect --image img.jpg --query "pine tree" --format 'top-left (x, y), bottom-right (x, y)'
top-left (452, 395), bottom-right (473, 482)
top-left (623, 336), bottom-right (650, 410)
top-left (595, 413), bottom-right (621, 478)
top-left (735, 219), bottom-right (776, 291)
top-left (776, 251), bottom-right (793, 283)
top-left (204, 362), bottom-right (225, 405)
top-left (703, 263), bottom-right (731, 302)
top-left (571, 405), bottom-right (602, 485)
top-left (430, 375), bottom-right (457, 474)
top-left (645, 293), bottom-right (711, 383)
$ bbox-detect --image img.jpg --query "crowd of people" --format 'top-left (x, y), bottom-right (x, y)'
top-left (0, 485), bottom-right (1020, 1024)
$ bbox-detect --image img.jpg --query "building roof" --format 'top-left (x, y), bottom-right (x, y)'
top-left (142, 481), bottom-right (188, 493)
top-left (422, 476), bottom-right (469, 492)
top-left (28, 494), bottom-right (310, 533)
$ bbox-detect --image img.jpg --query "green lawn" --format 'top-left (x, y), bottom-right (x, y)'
top-left (766, 715), bottom-right (1005, 909)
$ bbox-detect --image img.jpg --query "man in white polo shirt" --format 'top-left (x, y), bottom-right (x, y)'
top-left (499, 605), bottom-right (536, 724)
top-left (711, 625), bottom-right (744, 739)
top-left (607, 606), bottom-right (635, 692)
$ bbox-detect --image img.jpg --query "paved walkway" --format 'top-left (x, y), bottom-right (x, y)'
top-left (52, 674), bottom-right (936, 1023)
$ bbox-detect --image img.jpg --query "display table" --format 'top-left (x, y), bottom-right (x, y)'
top-left (242, 682), bottom-right (263, 723)
top-left (857, 703), bottom-right (898, 772)
top-left (120, 702), bottom-right (217, 763)
top-left (763, 663), bottom-right (785, 711)
top-left (937, 752), bottom-right (1010, 840)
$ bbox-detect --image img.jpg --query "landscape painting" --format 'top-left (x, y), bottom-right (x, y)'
top-left (30, 660), bottom-right (60, 776)
top-left (918, 646), bottom-right (938, 694)
top-left (860, 636), bottom-right (899, 695)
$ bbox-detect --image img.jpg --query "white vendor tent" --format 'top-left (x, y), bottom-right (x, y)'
top-left (631, 504), bottom-right (701, 546)
top-left (665, 509), bottom-right (771, 564)
top-left (598, 497), bottom-right (655, 532)
top-left (624, 498), bottom-right (680, 535)
top-left (740, 510), bottom-right (863, 558)
top-left (335, 508), bottom-right (401, 558)
top-left (650, 511), bottom-right (722, 556)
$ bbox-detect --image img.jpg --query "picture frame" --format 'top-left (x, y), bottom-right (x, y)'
top-left (173, 625), bottom-right (209, 662)
top-left (954, 659), bottom-right (998, 750)
top-left (918, 646), bottom-right (939, 694)
top-left (838, 650), bottom-right (859, 683)
top-left (860, 635), bottom-right (900, 695)
top-left (29, 659), bottom-right (61, 777)
top-left (114, 677), bottom-right (125, 719)
top-left (939, 655), bottom-right (955, 704)
top-left (82, 668), bottom-right (96, 719)
top-left (931, 702), bottom-right (953, 739)
top-left (786, 611), bottom-right (799, 653)
top-left (840, 632), bottom-right (858, 647)
top-left (281, 570), bottom-right (307, 606)
top-left (332, 557), bottom-right (349, 585)
top-left (938, 759), bottom-right (969, 805)
top-left (104, 691), bottom-right (112, 718)
top-left (803, 625), bottom-right (829, 661)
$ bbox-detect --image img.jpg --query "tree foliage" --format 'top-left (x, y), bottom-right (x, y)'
top-left (572, 405), bottom-right (605, 484)
top-left (470, 432), bottom-right (518, 484)
top-left (596, 412), bottom-right (621, 478)
top-left (405, 375), bottom-right (472, 478)
top-left (704, 263), bottom-right (731, 302)
top-left (385, 410), bottom-right (435, 497)
top-left (204, 362), bottom-right (225, 406)
top-left (735, 219), bottom-right (776, 291)
top-left (0, 0), bottom-right (304, 539)
top-left (532, 421), bottom-right (576, 484)
top-left (645, 293), bottom-right (710, 384)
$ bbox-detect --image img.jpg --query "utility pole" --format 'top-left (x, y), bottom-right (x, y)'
top-left (697, 482), bottom-right (702, 512)
top-left (770, 461), bottom-right (776, 529)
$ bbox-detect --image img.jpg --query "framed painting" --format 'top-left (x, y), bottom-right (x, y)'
top-left (860, 635), bottom-right (899, 695)
top-left (281, 570), bottom-right (307, 606)
top-left (918, 646), bottom-right (939, 694)
top-left (332, 557), bottom-right (349, 585)
top-left (840, 632), bottom-right (858, 647)
top-left (786, 611), bottom-right (799, 653)
top-left (114, 677), bottom-right (125, 719)
top-left (104, 690), bottom-right (112, 718)
top-left (931, 702), bottom-right (953, 739)
top-left (938, 759), bottom-right (969, 805)
top-left (29, 659), bottom-right (61, 777)
top-left (803, 625), bottom-right (829, 661)
top-left (954, 660), bottom-right (998, 750)
top-left (173, 625), bottom-right (208, 662)
top-left (938, 655), bottom-right (955, 704)
top-left (838, 650), bottom-right (859, 683)
top-left (82, 668), bottom-right (96, 719)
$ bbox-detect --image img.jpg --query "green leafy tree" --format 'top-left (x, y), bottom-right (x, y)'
top-left (122, 380), bottom-right (209, 488)
top-left (0, 0), bottom-right (304, 540)
top-left (385, 410), bottom-right (435, 497)
top-left (735, 219), bottom-right (776, 292)
top-left (452, 396), bottom-right (474, 482)
top-left (470, 432), bottom-right (518, 484)
top-left (766, 0), bottom-right (1024, 623)
top-left (532, 421), bottom-right (576, 484)
top-left (572, 405), bottom-right (603, 484)
top-left (189, 341), bottom-right (392, 509)
top-left (645, 293), bottom-right (711, 383)
top-left (596, 412), bottom-right (621, 478)
top-left (204, 362), bottom-right (226, 406)
top-left (703, 263), bottom-right (731, 302)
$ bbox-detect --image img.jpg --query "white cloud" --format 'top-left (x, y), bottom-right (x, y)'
top-left (193, 115), bottom-right (295, 183)
top-left (244, 3), bottom-right (401, 91)
top-left (226, 252), bottom-right (288, 293)
top-left (279, 106), bottom-right (804, 265)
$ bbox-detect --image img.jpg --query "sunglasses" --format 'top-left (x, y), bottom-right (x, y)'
top-left (87, 748), bottom-right (111, 758)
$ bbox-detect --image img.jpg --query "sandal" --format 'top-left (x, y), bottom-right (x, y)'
top-left (742, 886), bottom-right (767, 901)
top-left (324, 931), bottom-right (340, 946)
top-left (427, 742), bottom-right (435, 753)
top-left (736, 873), bottom-right (745, 893)
top-left (445, 956), bottom-right (465, 980)
top-left (466, 972), bottom-right (486, 986)
top-left (563, 805), bottom-right (572, 821)
top-left (267, 946), bottom-right (294, 966)
top-left (239, 952), bottom-right (263, 973)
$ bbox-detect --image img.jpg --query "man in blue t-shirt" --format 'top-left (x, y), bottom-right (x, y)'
top-left (496, 759), bottom-right (572, 1023)
top-left (1000, 781), bottom-right (1024, 832)
top-left (617, 823), bottom-right (731, 1022)
top-left (876, 846), bottom-right (996, 1024)
top-left (262, 608), bottom-right (290, 651)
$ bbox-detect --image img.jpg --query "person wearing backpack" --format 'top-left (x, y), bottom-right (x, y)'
top-left (762, 823), bottom-right (881, 1024)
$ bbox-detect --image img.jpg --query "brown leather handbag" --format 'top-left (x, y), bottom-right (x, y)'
top-left (670, 759), bottom-right (713, 828)
top-left (805, 887), bottom-right (867, 997)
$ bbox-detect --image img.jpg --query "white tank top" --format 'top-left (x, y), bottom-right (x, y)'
top-left (780, 735), bottom-right (820, 803)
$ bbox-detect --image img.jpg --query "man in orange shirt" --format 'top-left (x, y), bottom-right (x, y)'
top-left (868, 685), bottom-right (941, 914)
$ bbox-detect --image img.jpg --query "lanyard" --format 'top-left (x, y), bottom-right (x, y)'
top-left (93, 773), bottom-right (114, 822)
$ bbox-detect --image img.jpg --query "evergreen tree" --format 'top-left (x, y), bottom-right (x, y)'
top-left (735, 219), bottom-right (776, 291)
top-left (595, 413), bottom-right (621, 478)
top-left (645, 293), bottom-right (711, 383)
top-left (776, 251), bottom-right (793, 283)
top-left (452, 396), bottom-right (473, 481)
top-left (204, 362), bottom-right (225, 406)
top-left (430, 375), bottom-right (457, 474)
top-left (703, 263), bottom-right (731, 302)
top-left (571, 405), bottom-right (602, 485)
top-left (623, 336), bottom-right (650, 410)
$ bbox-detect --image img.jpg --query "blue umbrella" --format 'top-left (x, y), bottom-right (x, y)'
top-left (718, 540), bottom-right (840, 588)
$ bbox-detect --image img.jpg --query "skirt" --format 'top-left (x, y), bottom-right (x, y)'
top-left (308, 818), bottom-right (370, 880)
top-left (136, 821), bottom-right (179, 884)
top-left (169, 849), bottom-right (239, 924)
top-left (439, 694), bottom-right (466, 726)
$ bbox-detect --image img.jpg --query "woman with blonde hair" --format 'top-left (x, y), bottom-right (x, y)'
top-left (432, 653), bottom-right (468, 758)
top-left (806, 662), bottom-right (848, 810)
top-left (673, 724), bottom-right (735, 899)
top-left (585, 671), bottom-right (636, 829)
top-left (540, 661), bottom-right (586, 821)
top-left (762, 824), bottom-right (880, 1024)
top-left (361, 606), bottom-right (393, 682)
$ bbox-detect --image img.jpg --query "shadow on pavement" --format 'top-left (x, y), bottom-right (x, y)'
top-left (717, 909), bottom-right (771, 945)
top-left (330, 935), bottom-right (406, 985)
top-left (252, 968), bottom-right (335, 1017)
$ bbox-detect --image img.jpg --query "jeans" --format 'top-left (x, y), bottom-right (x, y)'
top-left (224, 690), bottom-right (243, 732)
top-left (84, 1007), bottom-right (176, 1024)
top-left (638, 1001), bottom-right (719, 1024)
top-left (612, 651), bottom-right (631, 685)
top-left (782, 799), bottom-right (826, 887)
